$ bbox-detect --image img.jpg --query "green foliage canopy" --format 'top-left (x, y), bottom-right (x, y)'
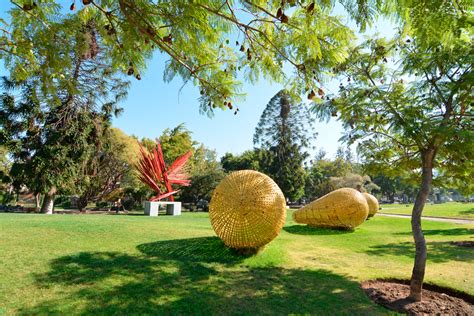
top-left (1, 0), bottom-right (357, 112)
top-left (220, 149), bottom-right (263, 172)
top-left (0, 13), bottom-right (129, 211)
top-left (304, 155), bottom-right (352, 200)
top-left (180, 145), bottom-right (225, 203)
top-left (159, 123), bottom-right (197, 165)
top-left (77, 127), bottom-right (140, 210)
top-left (313, 35), bottom-right (473, 193)
top-left (1, 1), bottom-right (470, 113)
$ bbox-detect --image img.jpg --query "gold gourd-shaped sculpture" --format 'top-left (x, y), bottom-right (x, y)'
top-left (293, 188), bottom-right (369, 230)
top-left (209, 170), bottom-right (286, 252)
top-left (363, 193), bottom-right (379, 218)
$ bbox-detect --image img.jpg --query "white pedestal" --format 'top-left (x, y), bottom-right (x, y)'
top-left (144, 201), bottom-right (159, 216)
top-left (144, 201), bottom-right (181, 216)
top-left (165, 203), bottom-right (181, 215)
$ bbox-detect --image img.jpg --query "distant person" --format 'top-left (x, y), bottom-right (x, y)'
top-left (115, 199), bottom-right (123, 214)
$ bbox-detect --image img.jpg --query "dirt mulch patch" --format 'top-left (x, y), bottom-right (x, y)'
top-left (451, 241), bottom-right (474, 248)
top-left (361, 279), bottom-right (474, 315)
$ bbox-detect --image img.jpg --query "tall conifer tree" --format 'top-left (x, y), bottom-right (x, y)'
top-left (254, 90), bottom-right (316, 201)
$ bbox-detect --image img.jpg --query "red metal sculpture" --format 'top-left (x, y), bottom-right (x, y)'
top-left (136, 140), bottom-right (192, 201)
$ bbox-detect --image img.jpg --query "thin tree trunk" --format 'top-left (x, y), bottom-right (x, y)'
top-left (35, 193), bottom-right (41, 212)
top-left (408, 149), bottom-right (435, 301)
top-left (77, 196), bottom-right (88, 212)
top-left (41, 187), bottom-right (57, 214)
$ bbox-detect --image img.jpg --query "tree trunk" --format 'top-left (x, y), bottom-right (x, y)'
top-left (408, 149), bottom-right (435, 301)
top-left (35, 193), bottom-right (41, 212)
top-left (77, 196), bottom-right (88, 212)
top-left (40, 187), bottom-right (57, 214)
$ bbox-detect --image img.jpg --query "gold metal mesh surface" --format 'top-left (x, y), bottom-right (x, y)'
top-left (209, 170), bottom-right (286, 249)
top-left (363, 193), bottom-right (379, 217)
top-left (293, 188), bottom-right (369, 229)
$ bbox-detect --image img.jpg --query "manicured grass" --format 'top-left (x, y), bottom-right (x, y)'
top-left (380, 202), bottom-right (474, 219)
top-left (0, 211), bottom-right (472, 315)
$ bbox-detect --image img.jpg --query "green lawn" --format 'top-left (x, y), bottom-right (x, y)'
top-left (0, 212), bottom-right (472, 315)
top-left (380, 202), bottom-right (474, 219)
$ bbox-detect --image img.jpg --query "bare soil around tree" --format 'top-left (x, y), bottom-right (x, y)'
top-left (361, 279), bottom-right (474, 315)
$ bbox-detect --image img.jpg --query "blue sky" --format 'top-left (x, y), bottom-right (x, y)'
top-left (111, 55), bottom-right (345, 158)
top-left (0, 1), bottom-right (397, 159)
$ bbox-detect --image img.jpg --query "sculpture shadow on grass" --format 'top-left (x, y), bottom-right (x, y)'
top-left (365, 241), bottom-right (474, 263)
top-left (137, 236), bottom-right (249, 264)
top-left (394, 228), bottom-right (473, 236)
top-left (284, 225), bottom-right (355, 235)
top-left (23, 249), bottom-right (381, 314)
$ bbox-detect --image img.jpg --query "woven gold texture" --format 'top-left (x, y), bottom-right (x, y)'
top-left (363, 193), bottom-right (379, 218)
top-left (209, 170), bottom-right (286, 249)
top-left (293, 188), bottom-right (369, 229)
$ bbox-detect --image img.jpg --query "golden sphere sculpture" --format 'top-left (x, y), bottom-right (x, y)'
top-left (293, 188), bottom-right (369, 230)
top-left (209, 170), bottom-right (286, 251)
top-left (363, 193), bottom-right (379, 218)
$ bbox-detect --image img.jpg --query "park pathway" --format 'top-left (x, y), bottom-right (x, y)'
top-left (377, 212), bottom-right (474, 225)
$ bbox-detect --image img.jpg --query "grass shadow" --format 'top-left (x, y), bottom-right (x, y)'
top-left (365, 241), bottom-right (474, 263)
top-left (284, 225), bottom-right (355, 235)
top-left (394, 228), bottom-right (473, 236)
top-left (24, 250), bottom-right (382, 315)
top-left (35, 252), bottom-right (158, 286)
top-left (459, 208), bottom-right (474, 216)
top-left (137, 236), bottom-right (249, 264)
